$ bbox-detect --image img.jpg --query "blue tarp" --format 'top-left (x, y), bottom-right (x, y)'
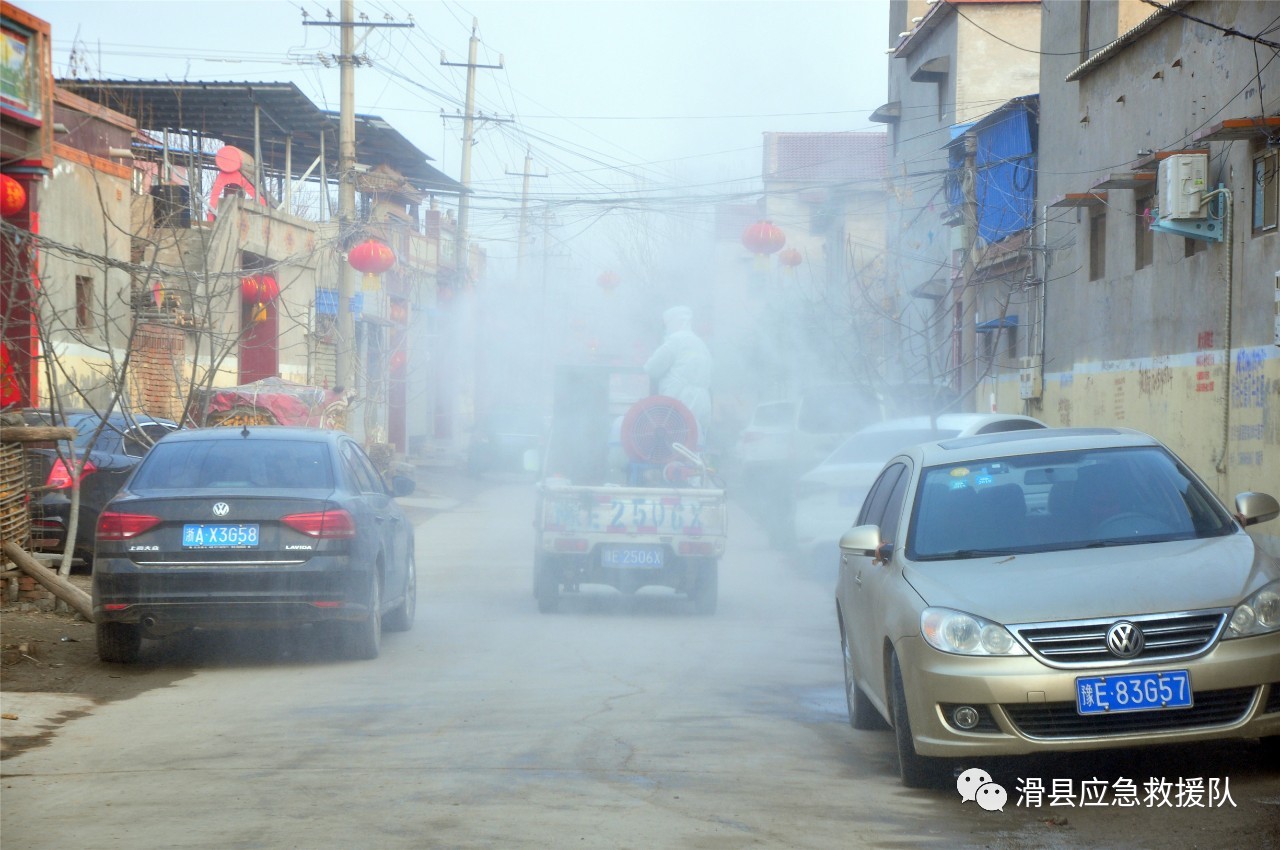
top-left (947, 97), bottom-right (1038, 245)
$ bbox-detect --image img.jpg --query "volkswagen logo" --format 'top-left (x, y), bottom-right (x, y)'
top-left (211, 502), bottom-right (231, 517)
top-left (1106, 621), bottom-right (1145, 658)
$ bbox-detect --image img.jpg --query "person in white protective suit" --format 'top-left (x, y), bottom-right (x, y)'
top-left (643, 306), bottom-right (713, 439)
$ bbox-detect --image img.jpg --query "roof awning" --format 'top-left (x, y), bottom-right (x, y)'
top-left (1048, 192), bottom-right (1108, 208)
top-left (870, 101), bottom-right (901, 124)
top-left (976, 315), bottom-right (1018, 333)
top-left (1091, 172), bottom-right (1155, 190)
top-left (1192, 116), bottom-right (1280, 143)
top-left (911, 56), bottom-right (950, 82)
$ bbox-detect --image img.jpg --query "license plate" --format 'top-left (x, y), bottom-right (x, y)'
top-left (600, 546), bottom-right (665, 568)
top-left (182, 523), bottom-right (260, 549)
top-left (1076, 670), bottom-right (1192, 714)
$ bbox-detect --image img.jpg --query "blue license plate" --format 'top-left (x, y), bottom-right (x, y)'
top-left (1076, 670), bottom-right (1192, 714)
top-left (182, 523), bottom-right (260, 549)
top-left (600, 546), bottom-right (665, 568)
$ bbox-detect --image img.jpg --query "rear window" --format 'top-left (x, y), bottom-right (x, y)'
top-left (130, 439), bottom-right (334, 490)
top-left (796, 386), bottom-right (879, 433)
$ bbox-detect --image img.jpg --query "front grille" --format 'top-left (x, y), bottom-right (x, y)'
top-left (1265, 683), bottom-right (1280, 714)
top-left (1010, 610), bottom-right (1227, 667)
top-left (1003, 687), bottom-right (1256, 739)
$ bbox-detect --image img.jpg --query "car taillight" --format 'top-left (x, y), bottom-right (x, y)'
top-left (46, 457), bottom-right (97, 490)
top-left (281, 509), bottom-right (357, 539)
top-left (97, 511), bottom-right (161, 540)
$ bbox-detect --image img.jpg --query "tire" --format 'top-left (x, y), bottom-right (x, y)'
top-left (534, 557), bottom-right (559, 613)
top-left (842, 627), bottom-right (888, 731)
top-left (383, 555), bottom-right (416, 632)
top-left (692, 560), bottom-right (718, 615)
top-left (345, 573), bottom-right (382, 659)
top-left (890, 654), bottom-right (948, 788)
top-left (96, 622), bottom-right (141, 664)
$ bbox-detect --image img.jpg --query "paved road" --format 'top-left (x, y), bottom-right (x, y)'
top-left (3, 477), bottom-right (1278, 849)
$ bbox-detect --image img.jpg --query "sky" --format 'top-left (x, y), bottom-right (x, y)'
top-left (23, 0), bottom-right (892, 278)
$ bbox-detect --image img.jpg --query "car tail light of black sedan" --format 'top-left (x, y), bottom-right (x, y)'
top-left (92, 426), bottom-right (417, 664)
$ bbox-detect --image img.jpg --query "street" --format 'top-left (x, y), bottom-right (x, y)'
top-left (2, 475), bottom-right (1278, 849)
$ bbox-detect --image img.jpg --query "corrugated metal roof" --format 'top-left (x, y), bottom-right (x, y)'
top-left (763, 131), bottom-right (887, 184)
top-left (56, 79), bottom-right (464, 195)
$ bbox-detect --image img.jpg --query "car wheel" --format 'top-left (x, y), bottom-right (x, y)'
top-left (534, 557), bottom-right (559, 613)
top-left (842, 627), bottom-right (888, 731)
top-left (890, 654), bottom-right (948, 788)
top-left (96, 622), bottom-right (141, 664)
top-left (383, 556), bottom-right (416, 632)
top-left (345, 574), bottom-right (382, 659)
top-left (691, 560), bottom-right (718, 615)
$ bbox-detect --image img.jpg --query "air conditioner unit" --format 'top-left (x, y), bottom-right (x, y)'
top-left (1158, 153), bottom-right (1208, 220)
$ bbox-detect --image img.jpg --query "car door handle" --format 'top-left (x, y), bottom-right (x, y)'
top-left (854, 570), bottom-right (863, 586)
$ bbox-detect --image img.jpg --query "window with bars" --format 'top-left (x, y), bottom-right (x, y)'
top-left (75, 275), bottom-right (93, 330)
top-left (1089, 209), bottom-right (1107, 281)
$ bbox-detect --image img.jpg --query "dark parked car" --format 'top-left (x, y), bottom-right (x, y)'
top-left (93, 426), bottom-right (417, 663)
top-left (23, 409), bottom-right (178, 565)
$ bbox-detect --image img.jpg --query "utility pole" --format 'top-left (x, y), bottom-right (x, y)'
top-left (507, 149), bottom-right (546, 282)
top-left (441, 21), bottom-right (508, 420)
top-left (958, 130), bottom-right (979, 410)
top-left (441, 20), bottom-right (507, 291)
top-left (303, 2), bottom-right (413, 400)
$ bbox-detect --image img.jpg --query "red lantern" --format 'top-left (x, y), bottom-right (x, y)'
top-left (240, 274), bottom-right (278, 323)
top-left (741, 220), bottom-right (785, 256)
top-left (597, 270), bottom-right (620, 292)
top-left (1, 174), bottom-right (27, 218)
top-left (349, 240), bottom-right (395, 274)
top-left (778, 248), bottom-right (802, 268)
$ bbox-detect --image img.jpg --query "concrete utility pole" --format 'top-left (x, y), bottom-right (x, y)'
top-left (507, 149), bottom-right (546, 281)
top-left (441, 20), bottom-right (506, 290)
top-left (958, 130), bottom-right (979, 410)
top-left (304, 2), bottom-right (413, 397)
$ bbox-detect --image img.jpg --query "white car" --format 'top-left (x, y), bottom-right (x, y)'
top-left (792, 413), bottom-right (1046, 564)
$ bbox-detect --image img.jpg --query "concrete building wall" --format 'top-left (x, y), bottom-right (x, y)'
top-left (35, 153), bottom-right (134, 410)
top-left (955, 6), bottom-right (1041, 124)
top-left (1033, 0), bottom-right (1280, 553)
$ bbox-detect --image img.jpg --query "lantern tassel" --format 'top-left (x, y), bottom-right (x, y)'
top-left (252, 301), bottom-right (268, 323)
top-left (362, 272), bottom-right (380, 292)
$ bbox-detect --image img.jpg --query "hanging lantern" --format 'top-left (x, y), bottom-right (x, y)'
top-left (389, 350), bottom-right (407, 371)
top-left (597, 270), bottom-right (621, 292)
top-left (1, 174), bottom-right (27, 218)
top-left (241, 275), bottom-right (278, 323)
top-left (349, 239), bottom-right (395, 292)
top-left (742, 220), bottom-right (786, 271)
top-left (778, 248), bottom-right (802, 269)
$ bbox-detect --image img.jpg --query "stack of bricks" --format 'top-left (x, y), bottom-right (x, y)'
top-left (15, 574), bottom-right (52, 607)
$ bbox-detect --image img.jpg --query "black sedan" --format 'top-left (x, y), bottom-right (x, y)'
top-left (92, 426), bottom-right (417, 663)
top-left (24, 409), bottom-right (178, 565)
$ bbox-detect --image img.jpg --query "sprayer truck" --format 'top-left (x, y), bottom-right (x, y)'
top-left (532, 365), bottom-right (727, 614)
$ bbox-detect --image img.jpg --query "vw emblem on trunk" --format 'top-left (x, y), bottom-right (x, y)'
top-left (212, 502), bottom-right (230, 517)
top-left (1106, 621), bottom-right (1144, 658)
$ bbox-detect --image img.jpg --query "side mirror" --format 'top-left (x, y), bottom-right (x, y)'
top-left (1235, 492), bottom-right (1280, 526)
top-left (838, 524), bottom-right (882, 558)
top-left (391, 474), bottom-right (416, 498)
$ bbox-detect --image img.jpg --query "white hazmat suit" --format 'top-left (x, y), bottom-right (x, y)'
top-left (643, 306), bottom-right (713, 436)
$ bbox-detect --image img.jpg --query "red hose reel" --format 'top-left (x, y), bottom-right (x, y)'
top-left (620, 396), bottom-right (699, 464)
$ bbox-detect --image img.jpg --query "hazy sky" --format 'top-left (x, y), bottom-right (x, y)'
top-left (24, 0), bottom-right (891, 272)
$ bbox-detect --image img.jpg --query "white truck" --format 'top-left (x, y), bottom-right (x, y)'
top-left (532, 365), bottom-right (727, 614)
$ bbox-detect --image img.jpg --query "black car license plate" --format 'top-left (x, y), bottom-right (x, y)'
top-left (182, 523), bottom-right (260, 549)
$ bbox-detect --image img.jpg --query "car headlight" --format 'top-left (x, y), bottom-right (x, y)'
top-left (1225, 579), bottom-right (1280, 638)
top-left (921, 607), bottom-right (1027, 656)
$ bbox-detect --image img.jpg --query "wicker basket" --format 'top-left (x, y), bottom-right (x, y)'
top-left (0, 440), bottom-right (30, 551)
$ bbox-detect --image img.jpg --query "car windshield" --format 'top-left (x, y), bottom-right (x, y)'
top-left (907, 446), bottom-right (1236, 560)
top-left (130, 439), bottom-right (334, 490)
top-left (825, 428), bottom-right (959, 465)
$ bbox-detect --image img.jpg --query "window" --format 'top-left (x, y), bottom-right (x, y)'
top-left (1253, 148), bottom-right (1278, 234)
top-left (1134, 194), bottom-right (1154, 270)
top-left (75, 275), bottom-right (93, 330)
top-left (1089, 209), bottom-right (1106, 281)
